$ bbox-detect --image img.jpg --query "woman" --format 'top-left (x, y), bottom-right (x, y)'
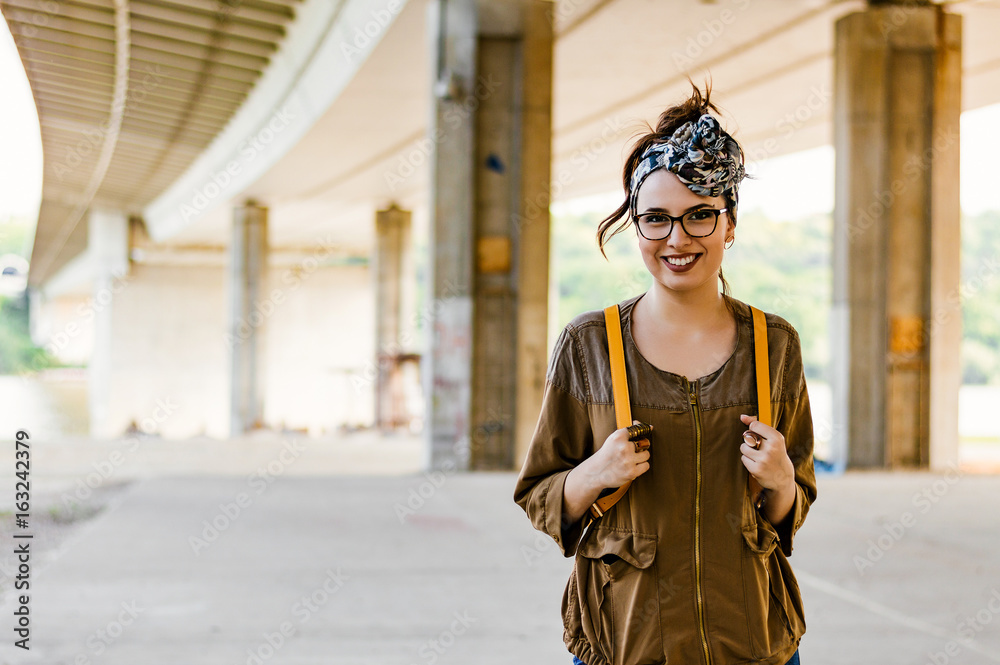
top-left (513, 84), bottom-right (817, 665)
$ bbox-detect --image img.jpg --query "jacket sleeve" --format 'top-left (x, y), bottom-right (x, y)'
top-left (513, 326), bottom-right (594, 558)
top-left (772, 329), bottom-right (818, 557)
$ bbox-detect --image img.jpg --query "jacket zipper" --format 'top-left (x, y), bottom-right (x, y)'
top-left (688, 378), bottom-right (712, 665)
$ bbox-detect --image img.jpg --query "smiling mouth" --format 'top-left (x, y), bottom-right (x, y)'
top-left (663, 253), bottom-right (700, 266)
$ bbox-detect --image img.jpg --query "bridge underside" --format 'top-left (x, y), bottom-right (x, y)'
top-left (6, 0), bottom-right (997, 470)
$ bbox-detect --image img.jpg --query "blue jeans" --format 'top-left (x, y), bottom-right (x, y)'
top-left (572, 649), bottom-right (799, 665)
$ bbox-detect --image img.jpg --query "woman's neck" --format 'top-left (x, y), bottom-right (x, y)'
top-left (642, 280), bottom-right (728, 331)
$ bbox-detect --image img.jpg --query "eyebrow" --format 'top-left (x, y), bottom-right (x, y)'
top-left (638, 203), bottom-right (714, 215)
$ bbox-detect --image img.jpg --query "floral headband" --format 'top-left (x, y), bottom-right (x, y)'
top-left (629, 113), bottom-right (746, 215)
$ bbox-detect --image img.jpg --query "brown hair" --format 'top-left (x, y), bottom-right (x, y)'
top-left (596, 80), bottom-right (744, 298)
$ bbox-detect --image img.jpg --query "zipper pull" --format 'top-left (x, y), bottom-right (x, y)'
top-left (687, 379), bottom-right (697, 405)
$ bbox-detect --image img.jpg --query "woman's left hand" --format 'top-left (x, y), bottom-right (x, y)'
top-left (738, 413), bottom-right (795, 493)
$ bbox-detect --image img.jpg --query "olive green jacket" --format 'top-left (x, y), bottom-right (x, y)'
top-left (513, 294), bottom-right (817, 665)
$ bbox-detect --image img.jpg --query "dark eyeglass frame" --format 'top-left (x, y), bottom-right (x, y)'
top-left (632, 207), bottom-right (728, 240)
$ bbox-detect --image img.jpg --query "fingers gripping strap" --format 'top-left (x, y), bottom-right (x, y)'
top-left (587, 305), bottom-right (633, 522)
top-left (749, 306), bottom-right (770, 509)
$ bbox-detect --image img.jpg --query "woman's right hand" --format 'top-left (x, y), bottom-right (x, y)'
top-left (562, 420), bottom-right (652, 525)
top-left (589, 419), bottom-right (652, 489)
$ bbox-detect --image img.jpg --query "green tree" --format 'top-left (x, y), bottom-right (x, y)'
top-left (0, 214), bottom-right (34, 258)
top-left (960, 210), bottom-right (1000, 385)
top-left (0, 215), bottom-right (60, 375)
top-left (0, 292), bottom-right (59, 375)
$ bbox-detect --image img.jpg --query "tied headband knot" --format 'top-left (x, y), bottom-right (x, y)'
top-left (629, 113), bottom-right (746, 214)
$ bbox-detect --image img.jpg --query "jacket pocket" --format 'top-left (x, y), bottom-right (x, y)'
top-left (576, 526), bottom-right (661, 665)
top-left (741, 505), bottom-right (779, 557)
top-left (768, 553), bottom-right (807, 638)
top-left (740, 522), bottom-right (804, 659)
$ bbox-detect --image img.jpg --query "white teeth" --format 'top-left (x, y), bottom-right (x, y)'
top-left (666, 255), bottom-right (697, 266)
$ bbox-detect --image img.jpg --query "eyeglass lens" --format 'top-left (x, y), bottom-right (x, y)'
top-left (636, 209), bottom-right (719, 239)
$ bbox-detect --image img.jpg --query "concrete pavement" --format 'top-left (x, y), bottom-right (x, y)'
top-left (0, 450), bottom-right (998, 664)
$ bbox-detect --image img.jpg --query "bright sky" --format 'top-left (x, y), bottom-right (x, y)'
top-left (0, 20), bottom-right (997, 228)
top-left (738, 103), bottom-right (1000, 218)
top-left (0, 21), bottom-right (42, 219)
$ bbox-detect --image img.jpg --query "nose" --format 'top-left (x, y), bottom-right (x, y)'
top-left (665, 220), bottom-right (693, 244)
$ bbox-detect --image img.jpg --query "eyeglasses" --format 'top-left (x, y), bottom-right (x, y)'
top-left (633, 208), bottom-right (728, 240)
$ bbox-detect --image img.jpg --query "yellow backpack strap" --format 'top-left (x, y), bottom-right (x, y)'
top-left (605, 304), bottom-right (633, 431)
top-left (586, 305), bottom-right (634, 524)
top-left (749, 305), bottom-right (770, 509)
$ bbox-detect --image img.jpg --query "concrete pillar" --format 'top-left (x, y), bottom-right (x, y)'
top-left (374, 204), bottom-right (412, 430)
top-left (832, 4), bottom-right (962, 470)
top-left (87, 209), bottom-right (130, 438)
top-left (425, 0), bottom-right (552, 471)
top-left (228, 202), bottom-right (269, 436)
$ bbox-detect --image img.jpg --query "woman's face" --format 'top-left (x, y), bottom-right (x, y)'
top-left (633, 169), bottom-right (734, 295)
